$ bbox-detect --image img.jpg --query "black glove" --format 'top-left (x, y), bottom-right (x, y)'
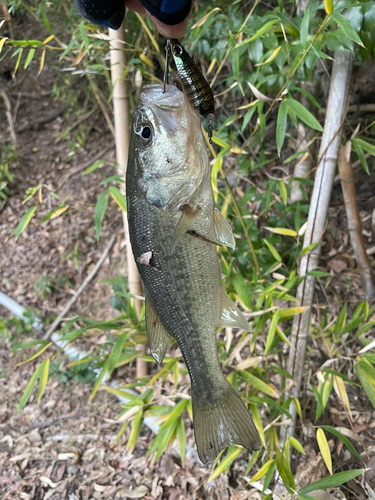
top-left (74, 0), bottom-right (191, 30)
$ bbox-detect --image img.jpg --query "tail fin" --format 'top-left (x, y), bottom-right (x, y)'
top-left (192, 381), bottom-right (260, 464)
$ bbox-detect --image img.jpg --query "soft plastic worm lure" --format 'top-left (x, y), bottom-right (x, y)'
top-left (170, 39), bottom-right (215, 142)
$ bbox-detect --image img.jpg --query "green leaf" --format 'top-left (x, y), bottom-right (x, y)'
top-left (332, 12), bottom-right (364, 47)
top-left (335, 303), bottom-right (347, 334)
top-left (265, 226), bottom-right (297, 237)
top-left (317, 428), bottom-right (332, 474)
top-left (286, 99), bottom-right (323, 132)
top-left (40, 205), bottom-right (69, 223)
top-left (17, 342), bottom-right (52, 365)
top-left (37, 359), bottom-right (49, 404)
top-left (239, 370), bottom-right (280, 398)
top-left (289, 436), bottom-right (305, 455)
top-left (18, 362), bottom-right (44, 411)
top-left (236, 19), bottom-right (279, 48)
top-left (94, 190), bottom-right (108, 242)
top-left (276, 101), bottom-right (288, 156)
top-left (248, 459), bottom-right (275, 482)
top-left (9, 205), bottom-right (37, 240)
top-left (127, 409), bottom-right (144, 452)
top-left (300, 6), bottom-right (310, 46)
top-left (354, 137), bottom-right (375, 157)
top-left (177, 418), bottom-right (186, 461)
top-left (299, 469), bottom-right (364, 494)
top-left (24, 48), bottom-right (35, 69)
top-left (278, 180), bottom-right (287, 205)
top-left (79, 21), bottom-right (90, 51)
top-left (264, 309), bottom-right (281, 355)
top-left (352, 139), bottom-right (369, 175)
top-left (82, 160), bottom-right (106, 175)
top-left (109, 186), bottom-right (127, 212)
top-left (321, 426), bottom-right (362, 461)
top-left (264, 239), bottom-right (282, 263)
top-left (208, 446), bottom-right (242, 481)
top-left (355, 359), bottom-right (375, 409)
top-left (276, 448), bottom-right (295, 492)
top-left (300, 242), bottom-right (318, 256)
top-left (39, 5), bottom-right (52, 34)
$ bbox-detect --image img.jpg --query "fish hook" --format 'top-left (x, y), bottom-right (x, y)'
top-left (163, 39), bottom-right (171, 93)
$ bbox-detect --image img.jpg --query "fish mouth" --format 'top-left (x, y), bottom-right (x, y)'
top-left (140, 84), bottom-right (185, 110)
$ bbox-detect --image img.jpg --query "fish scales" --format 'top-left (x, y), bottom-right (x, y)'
top-left (126, 84), bottom-right (260, 463)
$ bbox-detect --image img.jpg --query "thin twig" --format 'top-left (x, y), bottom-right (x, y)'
top-left (338, 141), bottom-right (375, 300)
top-left (0, 85), bottom-right (17, 144)
top-left (43, 235), bottom-right (117, 340)
top-left (16, 106), bottom-right (68, 132)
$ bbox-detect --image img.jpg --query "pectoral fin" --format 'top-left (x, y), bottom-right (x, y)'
top-left (218, 287), bottom-right (251, 331)
top-left (172, 205), bottom-right (200, 253)
top-left (213, 208), bottom-right (235, 249)
top-left (145, 296), bottom-right (172, 365)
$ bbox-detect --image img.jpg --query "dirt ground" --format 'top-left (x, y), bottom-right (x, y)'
top-left (2, 10), bottom-right (375, 500)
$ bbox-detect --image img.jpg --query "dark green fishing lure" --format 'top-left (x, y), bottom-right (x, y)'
top-left (170, 39), bottom-right (215, 141)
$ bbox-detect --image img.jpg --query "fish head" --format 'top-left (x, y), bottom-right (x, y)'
top-left (132, 84), bottom-right (208, 211)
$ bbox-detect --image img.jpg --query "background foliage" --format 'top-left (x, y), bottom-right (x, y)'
top-left (1, 0), bottom-right (375, 496)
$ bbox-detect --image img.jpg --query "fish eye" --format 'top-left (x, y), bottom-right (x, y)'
top-left (136, 122), bottom-right (153, 145)
top-left (173, 44), bottom-right (183, 57)
top-left (141, 126), bottom-right (151, 139)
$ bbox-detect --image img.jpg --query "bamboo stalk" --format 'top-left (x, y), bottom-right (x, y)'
top-left (283, 50), bottom-right (353, 439)
top-left (109, 24), bottom-right (147, 377)
top-left (338, 141), bottom-right (375, 301)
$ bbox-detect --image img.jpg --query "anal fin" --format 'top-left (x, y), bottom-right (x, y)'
top-left (172, 205), bottom-right (200, 253)
top-left (218, 287), bottom-right (251, 331)
top-left (145, 295), bottom-right (172, 365)
top-left (213, 208), bottom-right (235, 249)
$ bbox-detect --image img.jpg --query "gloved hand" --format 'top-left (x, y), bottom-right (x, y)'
top-left (74, 0), bottom-right (191, 36)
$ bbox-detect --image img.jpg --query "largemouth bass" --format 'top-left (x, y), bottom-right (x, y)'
top-left (126, 84), bottom-right (260, 463)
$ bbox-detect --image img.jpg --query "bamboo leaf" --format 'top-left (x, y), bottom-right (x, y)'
top-left (208, 446), bottom-right (242, 482)
top-left (299, 469), bottom-right (363, 494)
top-left (289, 436), bottom-right (305, 455)
top-left (177, 418), bottom-right (186, 462)
top-left (82, 160), bottom-right (105, 175)
top-left (18, 363), bottom-right (44, 411)
top-left (332, 13), bottom-right (364, 47)
top-left (276, 101), bottom-right (288, 156)
top-left (279, 307), bottom-right (307, 320)
top-left (352, 139), bottom-right (369, 175)
top-left (94, 190), bottom-right (108, 242)
top-left (255, 46), bottom-right (281, 67)
top-left (239, 370), bottom-right (280, 398)
top-left (248, 459), bottom-right (275, 483)
top-left (235, 19), bottom-right (279, 48)
top-left (24, 48), bottom-right (35, 69)
top-left (0, 37), bottom-right (8, 55)
top-left (9, 205), bottom-right (37, 240)
top-left (265, 309), bottom-right (281, 354)
top-left (109, 186), bottom-right (127, 212)
top-left (333, 376), bottom-right (352, 418)
top-left (127, 409), bottom-right (144, 453)
top-left (37, 359), bottom-right (50, 404)
top-left (265, 226), bottom-right (297, 237)
top-left (286, 99), bottom-right (323, 132)
top-left (324, 0), bottom-right (333, 14)
top-left (355, 360), bottom-right (375, 409)
top-left (38, 49), bottom-right (46, 76)
top-left (321, 426), bottom-right (362, 461)
top-left (17, 342), bottom-right (52, 366)
top-left (264, 239), bottom-right (282, 263)
top-left (334, 304), bottom-right (347, 334)
top-left (278, 181), bottom-right (287, 205)
top-left (40, 205), bottom-right (69, 223)
top-left (317, 428), bottom-right (332, 474)
top-left (79, 21), bottom-right (90, 51)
